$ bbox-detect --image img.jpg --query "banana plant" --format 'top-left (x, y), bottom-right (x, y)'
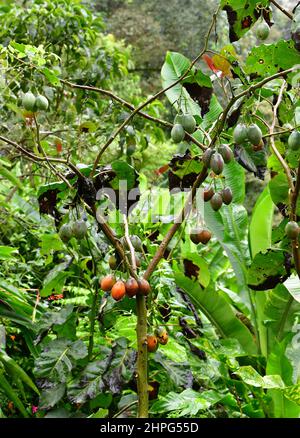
top-left (0, 325), bottom-right (39, 417)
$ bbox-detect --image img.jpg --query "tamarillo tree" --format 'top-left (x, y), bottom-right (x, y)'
top-left (1, 0), bottom-right (300, 419)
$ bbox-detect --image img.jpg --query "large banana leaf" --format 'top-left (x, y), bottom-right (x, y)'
top-left (204, 161), bottom-right (250, 298)
top-left (249, 185), bottom-right (274, 258)
top-left (174, 273), bottom-right (257, 354)
top-left (0, 369), bottom-right (29, 418)
top-left (0, 351), bottom-right (39, 394)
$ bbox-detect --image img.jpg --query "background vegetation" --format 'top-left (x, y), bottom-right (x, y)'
top-left (0, 0), bottom-right (300, 419)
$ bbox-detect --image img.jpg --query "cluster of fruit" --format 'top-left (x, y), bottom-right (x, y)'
top-left (146, 328), bottom-right (168, 353)
top-left (59, 219), bottom-right (88, 243)
top-left (109, 235), bottom-right (143, 271)
top-left (285, 221), bottom-right (300, 240)
top-left (201, 144), bottom-right (233, 211)
top-left (171, 113), bottom-right (197, 143)
top-left (100, 274), bottom-right (150, 301)
top-left (22, 91), bottom-right (49, 112)
top-left (233, 123), bottom-right (263, 151)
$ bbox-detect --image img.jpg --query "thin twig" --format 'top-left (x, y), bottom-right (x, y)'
top-left (269, 82), bottom-right (294, 191)
top-left (61, 80), bottom-right (206, 152)
top-left (123, 214), bottom-right (137, 273)
top-left (270, 0), bottom-right (293, 20)
top-left (89, 7), bottom-right (219, 177)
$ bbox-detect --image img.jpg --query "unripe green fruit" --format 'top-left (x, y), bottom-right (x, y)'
top-left (59, 223), bottom-right (73, 242)
top-left (174, 114), bottom-right (184, 125)
top-left (256, 21), bottom-right (270, 40)
top-left (202, 148), bottom-right (214, 167)
top-left (181, 114), bottom-right (196, 134)
top-left (288, 131), bottom-right (300, 151)
top-left (171, 124), bottom-right (185, 143)
top-left (221, 187), bottom-right (233, 205)
top-left (219, 144), bottom-right (233, 164)
top-left (130, 235), bottom-right (143, 252)
top-left (22, 92), bottom-right (36, 111)
top-left (72, 220), bottom-right (88, 240)
top-left (190, 228), bottom-right (212, 245)
top-left (108, 255), bottom-right (117, 270)
top-left (35, 95), bottom-right (49, 111)
top-left (210, 152), bottom-right (224, 175)
top-left (285, 221), bottom-right (300, 239)
top-left (210, 193), bottom-right (223, 211)
top-left (233, 123), bottom-right (248, 144)
top-left (247, 124), bottom-right (262, 146)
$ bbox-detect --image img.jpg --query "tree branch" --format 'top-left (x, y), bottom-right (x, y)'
top-left (61, 80), bottom-right (206, 152)
top-left (143, 166), bottom-right (208, 280)
top-left (270, 0), bottom-right (293, 20)
top-left (89, 7), bottom-right (219, 177)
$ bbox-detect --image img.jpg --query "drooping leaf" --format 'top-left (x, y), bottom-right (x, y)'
top-left (247, 250), bottom-right (291, 291)
top-left (174, 273), bottom-right (256, 354)
top-left (249, 186), bottom-right (274, 258)
top-left (34, 339), bottom-right (88, 382)
top-left (39, 383), bottom-right (66, 410)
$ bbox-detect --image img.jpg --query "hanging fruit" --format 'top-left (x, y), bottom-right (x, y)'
top-left (233, 123), bottom-right (248, 144)
top-left (100, 274), bottom-right (116, 292)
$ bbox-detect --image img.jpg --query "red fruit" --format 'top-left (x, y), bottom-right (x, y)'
top-left (190, 229), bottom-right (212, 245)
top-left (100, 274), bottom-right (116, 292)
top-left (203, 186), bottom-right (214, 202)
top-left (147, 335), bottom-right (158, 353)
top-left (125, 278), bottom-right (139, 298)
top-left (111, 280), bottom-right (126, 301)
top-left (138, 279), bottom-right (151, 296)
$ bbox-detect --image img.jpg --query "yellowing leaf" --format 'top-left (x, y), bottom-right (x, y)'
top-left (212, 54), bottom-right (232, 77)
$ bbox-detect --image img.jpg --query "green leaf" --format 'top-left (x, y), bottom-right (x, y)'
top-left (247, 250), bottom-right (290, 291)
top-left (234, 366), bottom-right (284, 389)
top-left (42, 67), bottom-right (60, 86)
top-left (68, 339), bottom-right (136, 403)
top-left (150, 388), bottom-right (222, 416)
top-left (0, 371), bottom-right (28, 417)
top-left (284, 276), bottom-right (300, 303)
top-left (153, 352), bottom-right (191, 388)
top-left (174, 273), bottom-right (256, 354)
top-left (39, 383), bottom-right (66, 410)
top-left (161, 51), bottom-right (211, 116)
top-left (88, 408), bottom-right (109, 418)
top-left (0, 246), bottom-right (18, 260)
top-left (264, 284), bottom-right (300, 338)
top-left (221, 0), bottom-right (270, 42)
top-left (269, 172), bottom-right (289, 206)
top-left (245, 40), bottom-right (300, 77)
top-left (223, 159), bottom-right (245, 204)
top-left (0, 164), bottom-right (23, 191)
top-left (34, 339), bottom-right (88, 382)
top-left (39, 234), bottom-right (64, 255)
top-left (0, 351), bottom-right (39, 394)
top-left (250, 186), bottom-right (274, 258)
top-left (110, 161), bottom-right (137, 190)
top-left (41, 260), bottom-right (71, 297)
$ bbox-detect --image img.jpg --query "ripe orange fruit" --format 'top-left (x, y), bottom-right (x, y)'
top-left (111, 280), bottom-right (126, 301)
top-left (138, 279), bottom-right (151, 296)
top-left (147, 335), bottom-right (158, 353)
top-left (100, 274), bottom-right (116, 291)
top-left (125, 278), bottom-right (139, 298)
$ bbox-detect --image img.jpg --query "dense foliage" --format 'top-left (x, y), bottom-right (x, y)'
top-left (1, 0), bottom-right (300, 419)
